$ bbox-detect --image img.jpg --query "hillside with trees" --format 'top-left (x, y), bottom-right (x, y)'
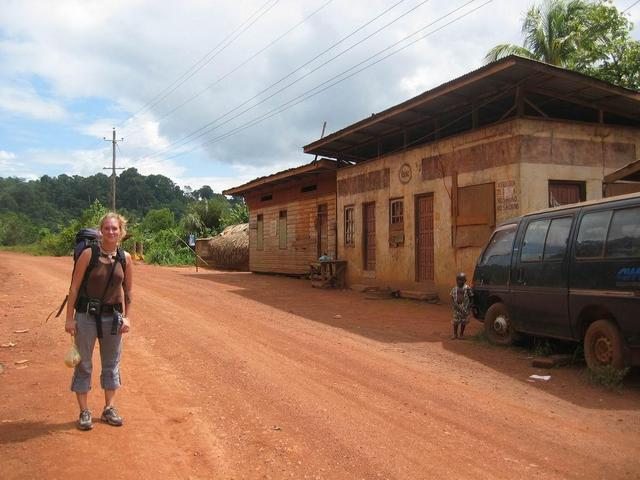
top-left (0, 168), bottom-right (248, 264)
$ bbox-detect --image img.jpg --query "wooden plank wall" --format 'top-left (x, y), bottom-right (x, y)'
top-left (248, 193), bottom-right (337, 274)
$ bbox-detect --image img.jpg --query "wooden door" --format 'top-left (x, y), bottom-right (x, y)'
top-left (317, 204), bottom-right (328, 257)
top-left (416, 195), bottom-right (434, 282)
top-left (363, 203), bottom-right (376, 271)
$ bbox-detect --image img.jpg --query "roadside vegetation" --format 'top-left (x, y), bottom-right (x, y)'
top-left (486, 0), bottom-right (640, 90)
top-left (0, 169), bottom-right (248, 265)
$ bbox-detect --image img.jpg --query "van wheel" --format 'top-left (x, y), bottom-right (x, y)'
top-left (484, 302), bottom-right (518, 346)
top-left (584, 320), bottom-right (627, 371)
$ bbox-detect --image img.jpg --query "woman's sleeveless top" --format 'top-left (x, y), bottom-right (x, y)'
top-left (85, 257), bottom-right (125, 304)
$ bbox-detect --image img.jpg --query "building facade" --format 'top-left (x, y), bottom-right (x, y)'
top-left (224, 159), bottom-right (337, 275)
top-left (304, 56), bottom-right (640, 299)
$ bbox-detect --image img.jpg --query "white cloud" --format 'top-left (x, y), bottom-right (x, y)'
top-left (0, 0), bottom-right (636, 182)
top-left (0, 84), bottom-right (68, 120)
top-left (0, 150), bottom-right (16, 160)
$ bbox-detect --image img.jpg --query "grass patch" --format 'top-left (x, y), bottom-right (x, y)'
top-left (587, 365), bottom-right (630, 390)
top-left (532, 338), bottom-right (553, 357)
top-left (0, 244), bottom-right (50, 255)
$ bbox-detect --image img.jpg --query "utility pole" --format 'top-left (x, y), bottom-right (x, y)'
top-left (103, 128), bottom-right (124, 211)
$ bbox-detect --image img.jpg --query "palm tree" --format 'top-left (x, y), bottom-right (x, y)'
top-left (485, 0), bottom-right (586, 66)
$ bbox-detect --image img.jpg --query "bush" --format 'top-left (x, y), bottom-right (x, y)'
top-left (144, 229), bottom-right (195, 265)
top-left (0, 212), bottom-right (39, 245)
top-left (587, 365), bottom-right (629, 390)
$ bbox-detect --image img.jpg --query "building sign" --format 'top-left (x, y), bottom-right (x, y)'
top-left (496, 180), bottom-right (519, 212)
top-left (399, 163), bottom-right (412, 184)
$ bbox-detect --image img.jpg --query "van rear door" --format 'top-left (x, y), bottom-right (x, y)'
top-left (509, 214), bottom-right (576, 338)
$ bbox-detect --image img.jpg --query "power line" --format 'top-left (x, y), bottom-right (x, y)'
top-left (117, 0), bottom-right (280, 129)
top-left (137, 0), bottom-right (412, 160)
top-left (193, 0), bottom-right (492, 152)
top-left (622, 0), bottom-right (640, 12)
top-left (140, 0), bottom-right (491, 167)
top-left (121, 0), bottom-right (336, 141)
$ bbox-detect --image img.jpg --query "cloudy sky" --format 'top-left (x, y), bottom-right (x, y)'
top-left (1, 0), bottom-right (638, 192)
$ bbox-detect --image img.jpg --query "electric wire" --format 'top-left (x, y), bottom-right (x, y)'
top-left (117, 0), bottom-right (280, 130)
top-left (137, 0), bottom-right (412, 160)
top-left (623, 0), bottom-right (640, 13)
top-left (121, 0), bottom-right (336, 140)
top-left (138, 0), bottom-right (491, 167)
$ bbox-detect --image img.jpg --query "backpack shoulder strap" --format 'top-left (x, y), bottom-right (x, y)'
top-left (117, 247), bottom-right (126, 274)
top-left (79, 244), bottom-right (100, 294)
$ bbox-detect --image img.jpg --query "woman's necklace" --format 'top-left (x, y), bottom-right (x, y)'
top-left (100, 246), bottom-right (117, 259)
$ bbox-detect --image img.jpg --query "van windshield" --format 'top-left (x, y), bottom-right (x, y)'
top-left (481, 224), bottom-right (517, 265)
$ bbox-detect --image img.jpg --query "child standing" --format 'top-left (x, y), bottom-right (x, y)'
top-left (450, 272), bottom-right (473, 339)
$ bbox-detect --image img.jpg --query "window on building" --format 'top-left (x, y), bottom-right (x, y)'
top-left (278, 210), bottom-right (287, 249)
top-left (256, 214), bottom-right (264, 251)
top-left (389, 198), bottom-right (404, 247)
top-left (549, 181), bottom-right (585, 207)
top-left (344, 206), bottom-right (355, 246)
top-left (455, 182), bottom-right (496, 248)
top-left (260, 193), bottom-right (272, 202)
top-left (301, 184), bottom-right (317, 193)
top-left (605, 207), bottom-right (640, 258)
top-left (576, 210), bottom-right (612, 258)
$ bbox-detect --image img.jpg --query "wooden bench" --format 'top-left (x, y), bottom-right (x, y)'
top-left (310, 260), bottom-right (347, 289)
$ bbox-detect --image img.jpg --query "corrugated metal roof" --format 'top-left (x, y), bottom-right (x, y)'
top-left (303, 56), bottom-right (640, 162)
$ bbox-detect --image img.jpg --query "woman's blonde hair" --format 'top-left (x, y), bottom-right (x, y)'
top-left (99, 212), bottom-right (128, 241)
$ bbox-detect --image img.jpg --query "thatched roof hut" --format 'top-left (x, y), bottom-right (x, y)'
top-left (195, 223), bottom-right (249, 271)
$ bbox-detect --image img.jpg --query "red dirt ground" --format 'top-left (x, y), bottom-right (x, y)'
top-left (1, 252), bottom-right (639, 480)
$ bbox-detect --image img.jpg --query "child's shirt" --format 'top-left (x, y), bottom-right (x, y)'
top-left (450, 284), bottom-right (473, 319)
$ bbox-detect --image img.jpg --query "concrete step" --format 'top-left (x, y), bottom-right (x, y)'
top-left (350, 284), bottom-right (379, 293)
top-left (399, 289), bottom-right (439, 303)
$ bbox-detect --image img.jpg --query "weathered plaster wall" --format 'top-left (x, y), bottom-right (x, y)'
top-left (336, 117), bottom-right (640, 300)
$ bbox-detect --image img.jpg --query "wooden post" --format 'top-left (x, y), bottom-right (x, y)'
top-left (516, 87), bottom-right (525, 117)
top-left (451, 171), bottom-right (458, 247)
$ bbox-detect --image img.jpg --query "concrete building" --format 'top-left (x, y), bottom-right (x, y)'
top-left (223, 159), bottom-right (337, 275)
top-left (303, 56), bottom-right (640, 299)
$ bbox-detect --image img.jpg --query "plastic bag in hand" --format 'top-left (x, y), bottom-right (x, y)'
top-left (64, 337), bottom-right (81, 368)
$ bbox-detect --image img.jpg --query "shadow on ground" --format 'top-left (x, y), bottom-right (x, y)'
top-left (183, 270), bottom-right (640, 410)
top-left (0, 421), bottom-right (76, 444)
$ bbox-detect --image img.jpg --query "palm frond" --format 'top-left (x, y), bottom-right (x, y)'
top-left (484, 44), bottom-right (536, 63)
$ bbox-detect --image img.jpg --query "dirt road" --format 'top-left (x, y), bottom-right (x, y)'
top-left (1, 252), bottom-right (639, 480)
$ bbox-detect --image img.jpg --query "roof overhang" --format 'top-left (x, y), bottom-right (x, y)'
top-left (604, 159), bottom-right (640, 183)
top-left (303, 56), bottom-right (640, 162)
top-left (223, 158), bottom-right (337, 197)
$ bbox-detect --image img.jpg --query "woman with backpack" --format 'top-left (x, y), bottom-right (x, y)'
top-left (65, 212), bottom-right (133, 431)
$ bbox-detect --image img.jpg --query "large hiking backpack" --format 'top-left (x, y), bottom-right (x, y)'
top-left (47, 228), bottom-right (126, 321)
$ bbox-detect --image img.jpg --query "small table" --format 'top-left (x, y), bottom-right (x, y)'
top-left (310, 260), bottom-right (347, 289)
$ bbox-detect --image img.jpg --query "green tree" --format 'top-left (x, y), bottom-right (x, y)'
top-left (141, 208), bottom-right (176, 233)
top-left (485, 0), bottom-right (640, 89)
top-left (220, 201), bottom-right (249, 229)
top-left (569, 1), bottom-right (640, 89)
top-left (485, 0), bottom-right (585, 65)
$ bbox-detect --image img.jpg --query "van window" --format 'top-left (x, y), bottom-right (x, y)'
top-left (576, 211), bottom-right (612, 258)
top-left (543, 217), bottom-right (573, 261)
top-left (521, 220), bottom-right (550, 262)
top-left (481, 225), bottom-right (516, 265)
top-left (605, 207), bottom-right (640, 258)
